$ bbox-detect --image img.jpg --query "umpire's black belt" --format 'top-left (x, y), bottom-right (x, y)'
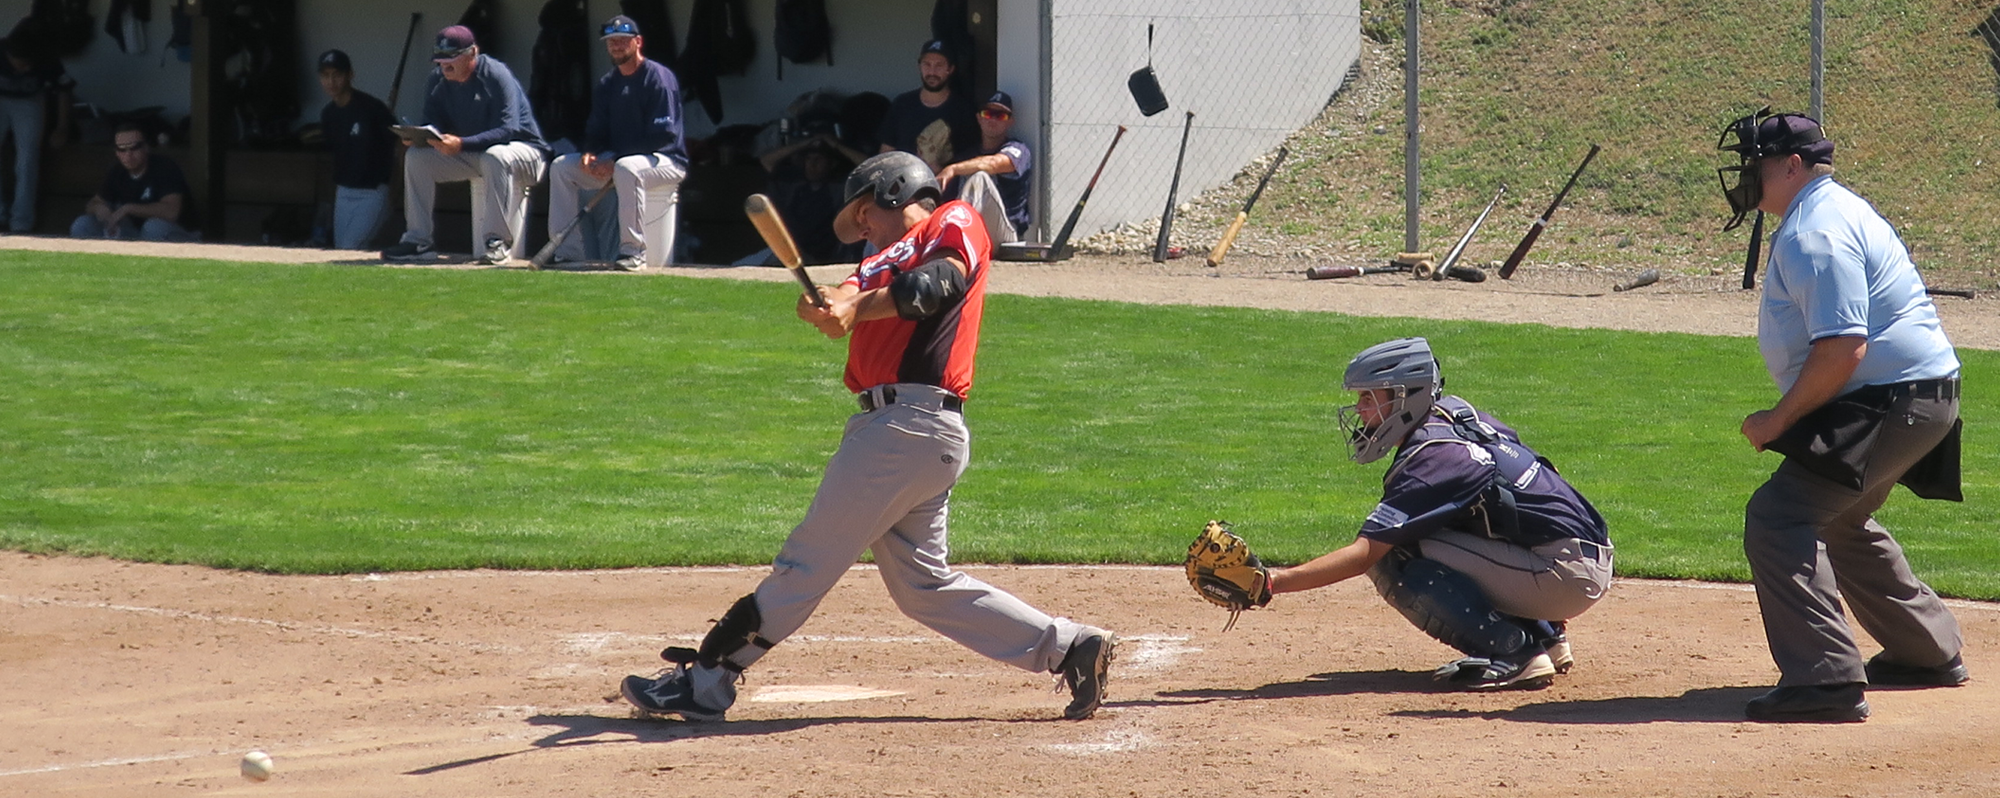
top-left (858, 384), bottom-right (963, 414)
top-left (1894, 377), bottom-right (1960, 402)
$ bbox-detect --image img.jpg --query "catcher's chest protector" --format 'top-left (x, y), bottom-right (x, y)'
top-left (1388, 398), bottom-right (1553, 540)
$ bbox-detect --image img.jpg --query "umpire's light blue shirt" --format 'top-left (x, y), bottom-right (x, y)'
top-left (1758, 174), bottom-right (1959, 395)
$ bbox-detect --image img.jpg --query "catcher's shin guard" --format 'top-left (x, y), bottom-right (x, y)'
top-left (1367, 549), bottom-right (1532, 658)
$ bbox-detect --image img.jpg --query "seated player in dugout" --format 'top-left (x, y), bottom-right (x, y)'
top-left (1269, 338), bottom-right (1613, 690)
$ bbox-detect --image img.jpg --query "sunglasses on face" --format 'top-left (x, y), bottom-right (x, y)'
top-left (114, 142), bottom-right (145, 153)
top-left (602, 21), bottom-right (639, 37)
top-left (979, 109), bottom-right (1011, 121)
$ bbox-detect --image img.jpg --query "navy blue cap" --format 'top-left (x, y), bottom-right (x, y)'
top-left (920, 39), bottom-right (953, 63)
top-left (317, 49), bottom-right (352, 73)
top-left (983, 91), bottom-right (1014, 113)
top-left (1757, 113), bottom-right (1835, 167)
top-left (600, 15), bottom-right (641, 39)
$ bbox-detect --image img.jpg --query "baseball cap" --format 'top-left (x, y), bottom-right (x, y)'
top-left (317, 49), bottom-right (353, 74)
top-left (983, 91), bottom-right (1014, 114)
top-left (432, 25), bottom-right (477, 60)
top-left (600, 15), bottom-right (641, 39)
top-left (1755, 113), bottom-right (1835, 167)
top-left (919, 39), bottom-right (953, 64)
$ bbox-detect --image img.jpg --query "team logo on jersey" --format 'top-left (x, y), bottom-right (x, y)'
top-left (351, 122), bottom-right (361, 136)
top-left (1366, 502), bottom-right (1410, 529)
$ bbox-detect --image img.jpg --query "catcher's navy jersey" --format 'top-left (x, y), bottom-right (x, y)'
top-left (840, 200), bottom-right (989, 399)
top-left (1357, 397), bottom-right (1608, 549)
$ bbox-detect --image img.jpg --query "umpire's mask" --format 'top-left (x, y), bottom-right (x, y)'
top-left (1716, 107), bottom-right (1831, 230)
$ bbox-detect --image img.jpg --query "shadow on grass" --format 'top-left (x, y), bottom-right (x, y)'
top-left (404, 711), bottom-right (1035, 775)
top-left (1390, 686), bottom-right (1767, 724)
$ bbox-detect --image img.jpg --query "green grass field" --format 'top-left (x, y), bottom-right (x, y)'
top-left (2, 252), bottom-right (1994, 596)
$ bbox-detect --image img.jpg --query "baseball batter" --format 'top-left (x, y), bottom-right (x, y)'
top-left (1195, 338), bottom-right (1613, 690)
top-left (621, 151), bottom-right (1115, 721)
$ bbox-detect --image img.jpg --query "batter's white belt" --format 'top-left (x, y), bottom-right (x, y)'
top-left (857, 383), bottom-right (964, 414)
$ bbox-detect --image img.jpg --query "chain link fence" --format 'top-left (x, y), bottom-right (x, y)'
top-left (1039, 1), bottom-right (1360, 249)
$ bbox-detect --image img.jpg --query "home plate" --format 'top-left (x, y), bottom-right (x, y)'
top-left (748, 685), bottom-right (904, 703)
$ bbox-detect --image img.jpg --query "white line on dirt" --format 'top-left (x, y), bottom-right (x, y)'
top-left (0, 750), bottom-right (216, 778)
top-left (1119, 634), bottom-right (1200, 675)
top-left (345, 563), bottom-right (1166, 582)
top-left (0, 594), bottom-right (517, 651)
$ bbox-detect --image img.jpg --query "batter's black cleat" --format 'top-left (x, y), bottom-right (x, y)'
top-left (1433, 650), bottom-right (1558, 691)
top-left (1058, 627), bottom-right (1116, 720)
top-left (621, 666), bottom-right (726, 722)
top-left (1745, 683), bottom-right (1869, 723)
top-left (1865, 652), bottom-right (1969, 688)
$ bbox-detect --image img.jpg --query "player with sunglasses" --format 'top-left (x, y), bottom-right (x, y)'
top-left (936, 91), bottom-right (1032, 244)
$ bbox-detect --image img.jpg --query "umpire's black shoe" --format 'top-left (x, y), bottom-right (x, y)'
top-left (1058, 627), bottom-right (1116, 720)
top-left (1865, 652), bottom-right (1969, 688)
top-left (1744, 683), bottom-right (1869, 723)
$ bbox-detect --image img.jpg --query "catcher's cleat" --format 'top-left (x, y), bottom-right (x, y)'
top-left (1433, 650), bottom-right (1557, 691)
top-left (1542, 621), bottom-right (1573, 674)
top-left (621, 665), bottom-right (726, 721)
top-left (1058, 628), bottom-right (1116, 720)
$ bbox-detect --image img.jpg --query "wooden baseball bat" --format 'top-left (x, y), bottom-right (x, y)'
top-left (1206, 146), bottom-right (1289, 268)
top-left (1613, 268), bottom-right (1661, 292)
top-left (1927, 287), bottom-right (1976, 299)
top-left (744, 193), bottom-right (829, 310)
top-left (385, 12), bottom-right (424, 118)
top-left (1741, 210), bottom-right (1765, 290)
top-left (1045, 125), bottom-right (1128, 258)
top-left (529, 183), bottom-right (615, 269)
top-left (1434, 183), bottom-right (1506, 281)
top-left (1154, 111), bottom-right (1196, 263)
top-left (1498, 144), bottom-right (1600, 280)
top-left (1306, 264), bottom-right (1405, 280)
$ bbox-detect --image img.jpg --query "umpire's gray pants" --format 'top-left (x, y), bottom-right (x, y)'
top-left (548, 153), bottom-right (684, 262)
top-left (1745, 389), bottom-right (1963, 687)
top-left (0, 94), bottom-right (42, 232)
top-left (398, 142), bottom-right (545, 249)
top-left (751, 384), bottom-right (1086, 674)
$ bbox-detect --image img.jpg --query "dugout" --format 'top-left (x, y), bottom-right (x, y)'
top-left (27, 0), bottom-right (1356, 257)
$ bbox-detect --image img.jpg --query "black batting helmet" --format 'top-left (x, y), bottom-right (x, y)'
top-left (834, 151), bottom-right (941, 243)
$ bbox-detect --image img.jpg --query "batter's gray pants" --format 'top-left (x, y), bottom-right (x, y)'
top-left (398, 142), bottom-right (545, 249)
top-left (1745, 389), bottom-right (1963, 687)
top-left (751, 383), bottom-right (1086, 674)
top-left (547, 153), bottom-right (684, 262)
top-left (0, 94), bottom-right (43, 232)
top-left (1418, 531), bottom-right (1612, 621)
top-left (332, 184), bottom-right (390, 250)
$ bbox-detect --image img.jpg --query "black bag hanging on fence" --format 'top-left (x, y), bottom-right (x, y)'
top-left (458, 0), bottom-right (500, 54)
top-left (1128, 23), bottom-right (1169, 116)
top-left (620, 0), bottom-right (679, 70)
top-left (774, 0), bottom-right (831, 79)
top-left (530, 0), bottom-right (593, 146)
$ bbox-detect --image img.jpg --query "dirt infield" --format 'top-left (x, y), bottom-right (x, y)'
top-left (5, 237), bottom-right (1998, 795)
top-left (4, 552), bottom-right (1997, 796)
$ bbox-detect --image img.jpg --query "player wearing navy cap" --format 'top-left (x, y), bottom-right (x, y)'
top-left (1718, 108), bottom-right (1968, 723)
top-left (315, 49), bottom-right (397, 250)
top-left (937, 90), bottom-right (1032, 244)
top-left (1264, 337), bottom-right (1613, 690)
top-left (544, 15), bottom-right (687, 270)
top-left (619, 151), bottom-right (1115, 722)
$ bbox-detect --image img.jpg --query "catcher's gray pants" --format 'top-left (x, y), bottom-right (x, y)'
top-left (1745, 389), bottom-right (1962, 687)
top-left (332, 184), bottom-right (390, 250)
top-left (0, 94), bottom-right (42, 232)
top-left (1417, 531), bottom-right (1612, 621)
top-left (751, 383), bottom-right (1086, 673)
top-left (548, 152), bottom-right (685, 262)
top-left (398, 142), bottom-right (545, 250)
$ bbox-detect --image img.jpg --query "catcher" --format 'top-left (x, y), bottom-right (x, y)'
top-left (1187, 337), bottom-right (1613, 690)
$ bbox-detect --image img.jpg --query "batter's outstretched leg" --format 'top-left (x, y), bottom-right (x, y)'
top-left (621, 593), bottom-right (773, 721)
top-left (1367, 548), bottom-right (1555, 690)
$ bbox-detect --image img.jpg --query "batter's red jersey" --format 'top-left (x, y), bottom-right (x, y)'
top-left (840, 200), bottom-right (990, 399)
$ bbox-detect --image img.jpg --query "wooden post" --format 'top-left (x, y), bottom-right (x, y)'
top-left (187, 0), bottom-right (228, 240)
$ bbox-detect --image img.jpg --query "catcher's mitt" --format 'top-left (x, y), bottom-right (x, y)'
top-left (1184, 520), bottom-right (1272, 631)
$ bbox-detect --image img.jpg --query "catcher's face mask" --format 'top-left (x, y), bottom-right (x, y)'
top-left (1339, 388), bottom-right (1417, 464)
top-left (1716, 106), bottom-right (1825, 231)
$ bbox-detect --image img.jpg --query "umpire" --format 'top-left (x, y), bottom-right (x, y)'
top-left (1717, 109), bottom-right (1968, 723)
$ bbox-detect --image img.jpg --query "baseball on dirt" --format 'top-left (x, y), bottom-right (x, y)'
top-left (239, 750), bottom-right (274, 782)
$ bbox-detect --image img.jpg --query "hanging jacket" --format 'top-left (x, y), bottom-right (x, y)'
top-left (529, 0), bottom-right (593, 145)
top-left (774, 0), bottom-right (831, 79)
top-left (680, 0), bottom-right (756, 123)
top-left (620, 0), bottom-right (679, 70)
top-left (458, 0), bottom-right (500, 54)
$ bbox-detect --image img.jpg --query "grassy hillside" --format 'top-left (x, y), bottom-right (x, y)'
top-left (1200, 0), bottom-right (2000, 281)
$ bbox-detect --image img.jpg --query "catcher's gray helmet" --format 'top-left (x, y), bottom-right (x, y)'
top-left (834, 151), bottom-right (941, 243)
top-left (1337, 337), bottom-right (1442, 464)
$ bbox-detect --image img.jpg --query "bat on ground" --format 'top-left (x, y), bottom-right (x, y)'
top-left (1613, 268), bottom-right (1661, 292)
top-left (529, 184), bottom-right (615, 270)
top-left (1499, 144), bottom-right (1600, 280)
top-left (1741, 210), bottom-right (1765, 290)
top-left (744, 193), bottom-right (830, 310)
top-left (385, 12), bottom-right (424, 118)
top-left (1434, 183), bottom-right (1506, 281)
top-left (1206, 146), bottom-right (1289, 268)
top-left (998, 126), bottom-right (1127, 262)
top-left (1153, 111), bottom-right (1196, 263)
top-left (1927, 287), bottom-right (1976, 299)
top-left (1306, 265), bottom-right (1404, 280)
